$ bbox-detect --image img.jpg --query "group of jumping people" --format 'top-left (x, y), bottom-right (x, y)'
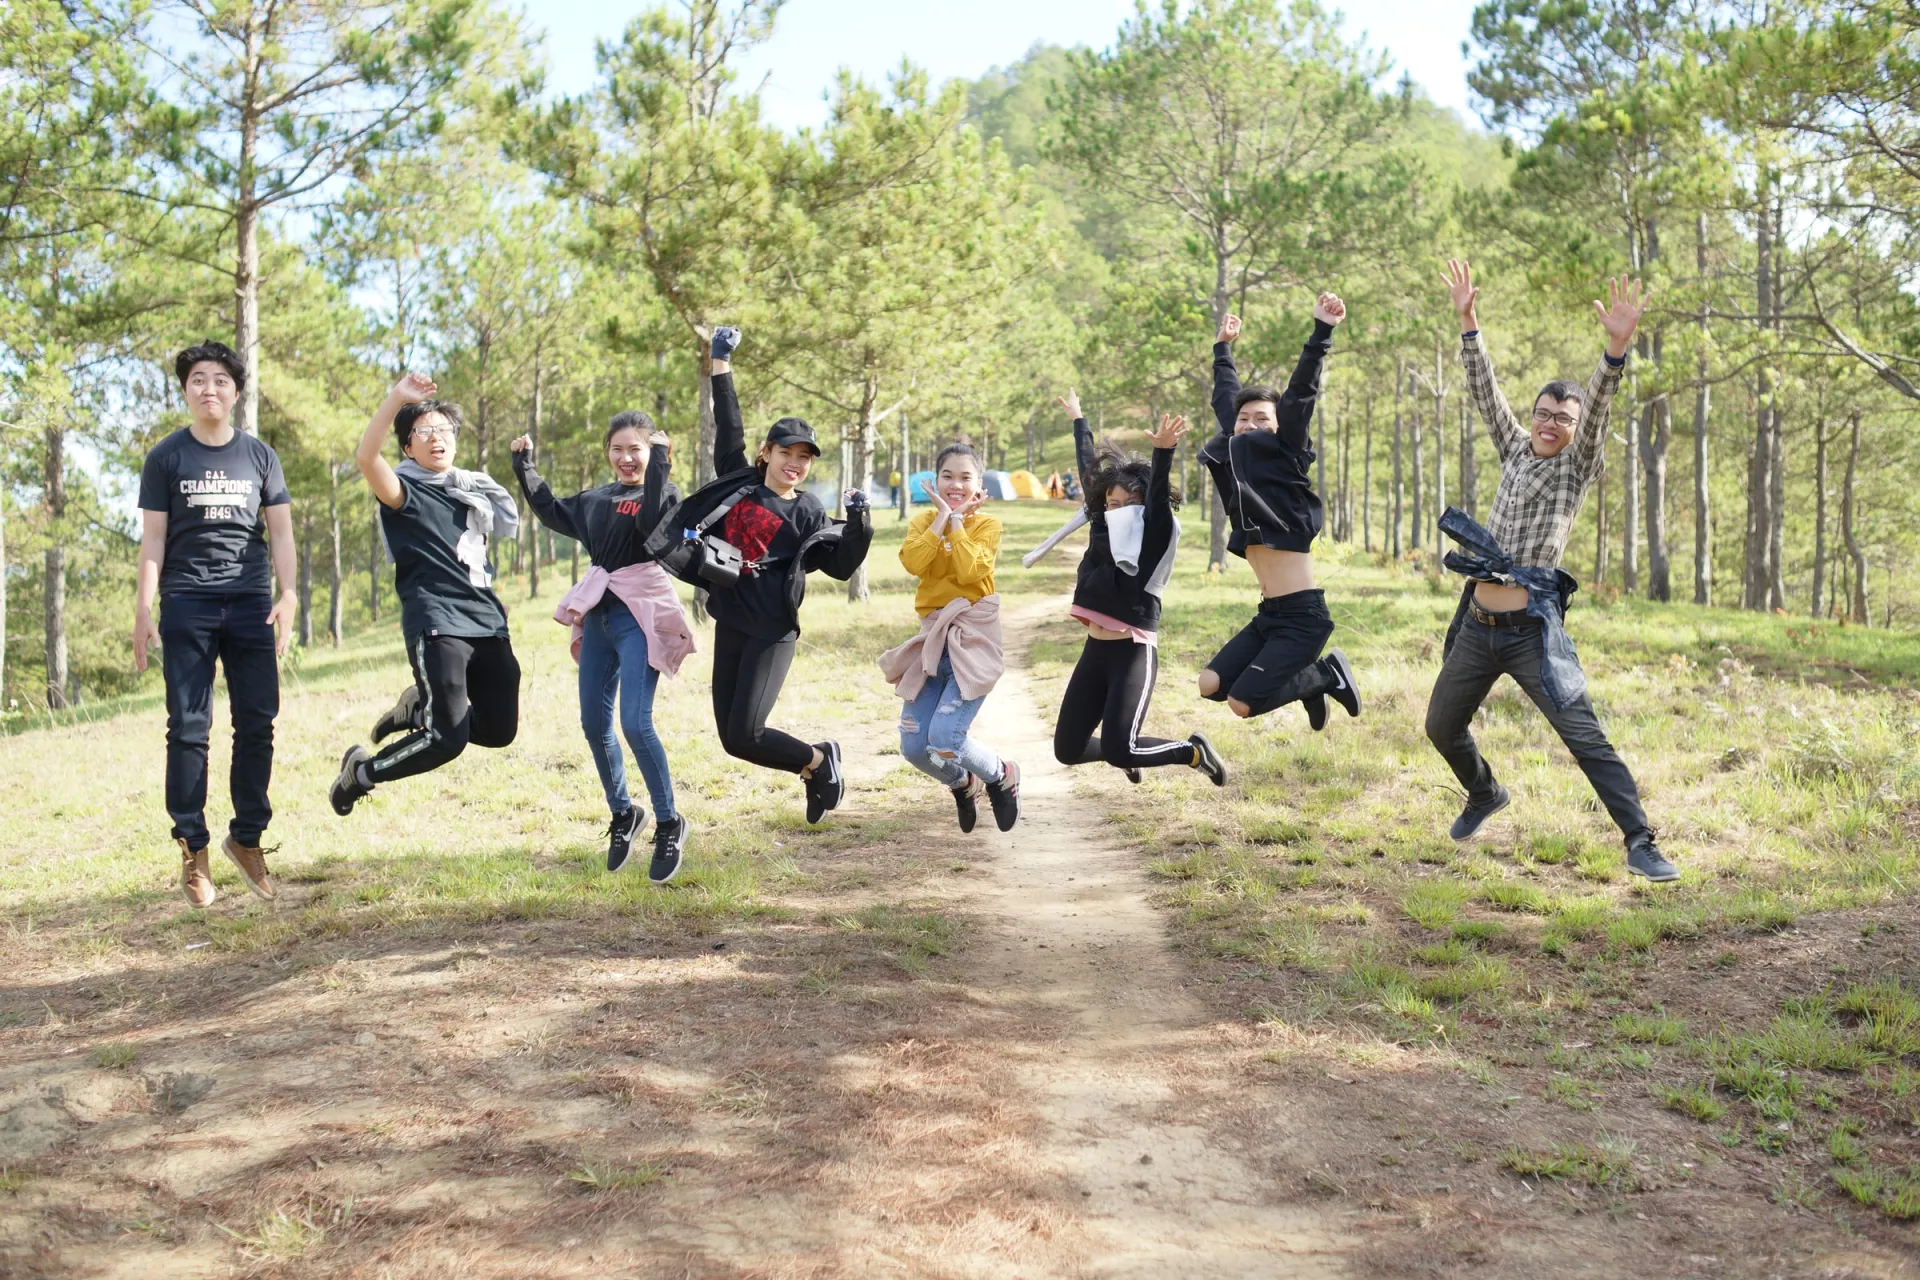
top-left (134, 261), bottom-right (1678, 910)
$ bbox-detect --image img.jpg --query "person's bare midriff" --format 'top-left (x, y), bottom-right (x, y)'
top-left (1473, 581), bottom-right (1531, 613)
top-left (1246, 545), bottom-right (1315, 599)
top-left (1083, 621), bottom-right (1133, 641)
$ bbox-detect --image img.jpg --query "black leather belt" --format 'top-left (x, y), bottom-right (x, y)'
top-left (1469, 601), bottom-right (1533, 627)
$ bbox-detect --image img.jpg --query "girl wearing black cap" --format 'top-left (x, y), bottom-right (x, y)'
top-left (647, 327), bottom-right (873, 823)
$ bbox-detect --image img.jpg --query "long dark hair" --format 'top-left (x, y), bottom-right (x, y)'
top-left (1089, 442), bottom-right (1181, 509)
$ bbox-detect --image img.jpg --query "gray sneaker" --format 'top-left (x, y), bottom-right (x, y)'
top-left (1449, 784), bottom-right (1510, 841)
top-left (1627, 837), bottom-right (1679, 883)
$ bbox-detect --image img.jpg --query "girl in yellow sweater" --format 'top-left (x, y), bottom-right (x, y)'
top-left (877, 444), bottom-right (1019, 832)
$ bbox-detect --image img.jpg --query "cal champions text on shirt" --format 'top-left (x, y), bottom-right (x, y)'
top-left (179, 471), bottom-right (257, 520)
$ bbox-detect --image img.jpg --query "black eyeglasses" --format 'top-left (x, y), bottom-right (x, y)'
top-left (1531, 406), bottom-right (1578, 430)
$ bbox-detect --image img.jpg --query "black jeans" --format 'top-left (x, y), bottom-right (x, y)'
top-left (159, 592), bottom-right (278, 850)
top-left (1201, 588), bottom-right (1338, 716)
top-left (711, 623), bottom-right (814, 774)
top-left (1054, 637), bottom-right (1197, 770)
top-left (368, 634), bottom-right (520, 783)
top-left (1424, 616), bottom-right (1650, 845)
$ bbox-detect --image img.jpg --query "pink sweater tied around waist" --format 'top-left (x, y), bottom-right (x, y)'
top-left (877, 593), bottom-right (1005, 702)
top-left (553, 562), bottom-right (696, 676)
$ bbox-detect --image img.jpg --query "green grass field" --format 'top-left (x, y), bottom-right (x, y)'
top-left (5, 497), bottom-right (1920, 1273)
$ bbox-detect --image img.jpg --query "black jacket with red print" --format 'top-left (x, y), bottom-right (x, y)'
top-left (643, 369), bottom-right (872, 640)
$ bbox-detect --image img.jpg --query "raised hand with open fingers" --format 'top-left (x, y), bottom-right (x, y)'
top-left (1146, 413), bottom-right (1190, 450)
top-left (1055, 387), bottom-right (1083, 420)
top-left (1593, 275), bottom-right (1647, 357)
top-left (1443, 258), bottom-right (1479, 326)
top-left (393, 371), bottom-right (437, 403)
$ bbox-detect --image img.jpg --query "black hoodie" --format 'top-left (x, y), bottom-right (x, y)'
top-left (1197, 318), bottom-right (1333, 556)
top-left (1069, 417), bottom-right (1176, 636)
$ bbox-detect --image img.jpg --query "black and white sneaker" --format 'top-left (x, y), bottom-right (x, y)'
top-left (330, 745), bottom-right (372, 817)
top-left (804, 741), bottom-right (844, 825)
top-left (1125, 768), bottom-right (1142, 785)
top-left (984, 761), bottom-right (1021, 832)
top-left (1188, 733), bottom-right (1228, 787)
top-left (1323, 649), bottom-right (1361, 719)
top-left (1305, 694), bottom-right (1328, 732)
top-left (1450, 784), bottom-right (1510, 842)
top-left (606, 805), bottom-right (647, 873)
top-left (649, 816), bottom-right (687, 884)
top-left (951, 778), bottom-right (982, 833)
top-left (371, 684), bottom-right (422, 743)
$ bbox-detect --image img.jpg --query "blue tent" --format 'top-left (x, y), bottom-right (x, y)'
top-left (907, 470), bottom-right (936, 502)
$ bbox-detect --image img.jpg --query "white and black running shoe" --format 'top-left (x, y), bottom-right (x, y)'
top-left (371, 684), bottom-right (422, 743)
top-left (1188, 733), bottom-right (1228, 787)
top-left (330, 745), bottom-right (372, 817)
top-left (804, 741), bottom-right (844, 825)
top-left (606, 805), bottom-right (647, 872)
top-left (1323, 649), bottom-right (1361, 719)
top-left (649, 816), bottom-right (687, 884)
top-left (984, 761), bottom-right (1021, 832)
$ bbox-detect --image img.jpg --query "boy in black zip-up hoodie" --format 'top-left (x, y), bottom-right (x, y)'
top-left (1043, 394), bottom-right (1227, 786)
top-left (1196, 293), bottom-right (1362, 729)
top-left (647, 328), bottom-right (872, 823)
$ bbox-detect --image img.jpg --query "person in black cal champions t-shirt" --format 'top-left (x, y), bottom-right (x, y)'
top-left (134, 341), bottom-right (296, 909)
top-left (327, 372), bottom-right (522, 820)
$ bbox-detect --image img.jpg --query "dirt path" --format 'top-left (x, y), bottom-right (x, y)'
top-left (953, 599), bottom-right (1353, 1278)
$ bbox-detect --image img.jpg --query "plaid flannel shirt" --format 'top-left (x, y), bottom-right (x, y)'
top-left (1460, 331), bottom-right (1625, 570)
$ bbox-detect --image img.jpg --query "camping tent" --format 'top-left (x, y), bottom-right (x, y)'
top-left (906, 471), bottom-right (936, 503)
top-left (1007, 469), bottom-right (1044, 498)
top-left (983, 470), bottom-right (1017, 501)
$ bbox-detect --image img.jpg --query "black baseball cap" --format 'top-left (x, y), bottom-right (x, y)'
top-left (763, 416), bottom-right (820, 456)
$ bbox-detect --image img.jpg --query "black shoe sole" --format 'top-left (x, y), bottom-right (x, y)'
top-left (1450, 790), bottom-right (1510, 842)
top-left (1324, 650), bottom-right (1361, 718)
top-left (1125, 769), bottom-right (1142, 785)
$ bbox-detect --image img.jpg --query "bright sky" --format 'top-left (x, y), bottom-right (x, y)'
top-left (530, 0), bottom-right (1488, 131)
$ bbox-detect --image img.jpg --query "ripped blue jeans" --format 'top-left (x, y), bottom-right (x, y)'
top-left (898, 651), bottom-right (1002, 790)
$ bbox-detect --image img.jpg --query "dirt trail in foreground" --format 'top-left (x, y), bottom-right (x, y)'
top-left (954, 600), bottom-right (1352, 1277)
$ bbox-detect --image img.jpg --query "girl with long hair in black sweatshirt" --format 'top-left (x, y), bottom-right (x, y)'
top-left (1037, 393), bottom-right (1228, 786)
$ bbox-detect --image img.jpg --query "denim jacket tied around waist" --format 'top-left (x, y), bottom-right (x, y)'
top-left (1437, 506), bottom-right (1587, 712)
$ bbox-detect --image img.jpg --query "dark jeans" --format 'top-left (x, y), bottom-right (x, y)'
top-left (368, 634), bottom-right (520, 783)
top-left (1201, 588), bottom-right (1338, 716)
top-left (159, 592), bottom-right (278, 850)
top-left (1424, 615), bottom-right (1650, 846)
top-left (711, 623), bottom-right (813, 774)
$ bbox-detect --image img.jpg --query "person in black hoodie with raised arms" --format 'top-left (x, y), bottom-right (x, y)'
top-left (1195, 293), bottom-right (1362, 729)
top-left (646, 327), bottom-right (872, 824)
top-left (1039, 394), bottom-right (1228, 786)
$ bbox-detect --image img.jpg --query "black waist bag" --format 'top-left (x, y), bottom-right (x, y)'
top-left (656, 482), bottom-right (755, 590)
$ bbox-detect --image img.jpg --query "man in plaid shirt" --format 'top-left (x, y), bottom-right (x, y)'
top-left (1424, 259), bottom-right (1678, 883)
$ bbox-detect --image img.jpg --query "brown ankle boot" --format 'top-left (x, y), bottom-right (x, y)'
top-left (178, 839), bottom-right (215, 908)
top-left (221, 836), bottom-right (275, 901)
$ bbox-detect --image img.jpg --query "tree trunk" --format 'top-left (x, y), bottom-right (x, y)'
top-left (296, 510), bottom-right (314, 647)
top-left (572, 460), bottom-right (587, 586)
top-left (527, 347), bottom-right (543, 599)
top-left (369, 501), bottom-right (383, 621)
top-left (1811, 418), bottom-right (1828, 618)
top-left (1391, 359), bottom-right (1404, 559)
top-left (1593, 464), bottom-right (1608, 587)
top-left (1693, 213), bottom-right (1713, 606)
top-left (1460, 400), bottom-right (1477, 518)
top-left (1410, 401), bottom-right (1424, 552)
top-left (1431, 340), bottom-right (1446, 572)
top-left (1768, 405), bottom-right (1786, 611)
top-left (1744, 187), bottom-right (1774, 610)
top-left (0, 488), bottom-right (8, 703)
top-left (696, 345), bottom-right (716, 490)
top-left (1842, 410), bottom-right (1868, 624)
top-left (1339, 406), bottom-right (1353, 540)
top-left (43, 423), bottom-right (68, 710)
top-left (1640, 334), bottom-right (1671, 601)
top-left (1362, 392), bottom-right (1375, 553)
top-left (847, 377), bottom-right (879, 603)
top-left (327, 460), bottom-right (343, 646)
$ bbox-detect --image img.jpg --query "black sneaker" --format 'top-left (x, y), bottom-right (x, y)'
top-left (1305, 694), bottom-right (1328, 732)
top-left (984, 761), bottom-right (1021, 832)
top-left (606, 805), bottom-right (647, 873)
top-left (649, 816), bottom-right (687, 884)
top-left (1627, 836), bottom-right (1680, 883)
top-left (1323, 649), bottom-right (1361, 719)
top-left (1125, 768), bottom-right (1142, 785)
top-left (1449, 784), bottom-right (1510, 842)
top-left (330, 745), bottom-right (372, 817)
top-left (371, 684), bottom-right (422, 743)
top-left (950, 778), bottom-right (981, 833)
top-left (1188, 733), bottom-right (1228, 787)
top-left (804, 741), bottom-right (844, 825)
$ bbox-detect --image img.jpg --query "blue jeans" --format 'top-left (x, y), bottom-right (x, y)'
top-left (898, 652), bottom-right (1001, 789)
top-left (578, 601), bottom-right (676, 821)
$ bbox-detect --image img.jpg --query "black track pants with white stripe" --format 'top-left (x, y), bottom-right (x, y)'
top-left (1053, 636), bottom-right (1197, 770)
top-left (368, 633), bottom-right (521, 784)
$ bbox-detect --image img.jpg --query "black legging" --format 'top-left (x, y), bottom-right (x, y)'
top-left (711, 623), bottom-right (814, 773)
top-left (1054, 636), bottom-right (1198, 770)
top-left (369, 634), bottom-right (520, 783)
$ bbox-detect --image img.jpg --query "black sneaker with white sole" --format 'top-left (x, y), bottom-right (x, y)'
top-left (1449, 784), bottom-right (1510, 841)
top-left (1627, 836), bottom-right (1680, 883)
top-left (1322, 649), bottom-right (1361, 719)
top-left (804, 741), bottom-right (844, 825)
top-left (649, 816), bottom-right (687, 884)
top-left (1305, 694), bottom-right (1328, 732)
top-left (984, 761), bottom-right (1021, 832)
top-left (330, 745), bottom-right (373, 817)
top-left (1125, 768), bottom-right (1142, 785)
top-left (371, 684), bottom-right (422, 744)
top-left (951, 777), bottom-right (982, 833)
top-left (1188, 733), bottom-right (1228, 787)
top-left (606, 805), bottom-right (647, 872)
